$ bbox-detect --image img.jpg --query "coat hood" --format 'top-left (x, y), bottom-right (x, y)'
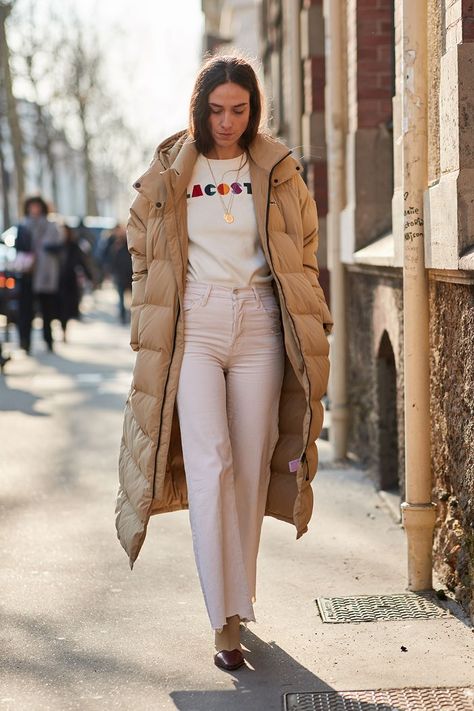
top-left (133, 130), bottom-right (302, 205)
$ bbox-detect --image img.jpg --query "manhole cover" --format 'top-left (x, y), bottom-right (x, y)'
top-left (316, 593), bottom-right (449, 623)
top-left (283, 687), bottom-right (474, 711)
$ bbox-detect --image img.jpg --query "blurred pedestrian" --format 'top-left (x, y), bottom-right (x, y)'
top-left (14, 221), bottom-right (35, 353)
top-left (58, 225), bottom-right (95, 341)
top-left (116, 54), bottom-right (333, 671)
top-left (100, 224), bottom-right (124, 280)
top-left (76, 217), bottom-right (95, 254)
top-left (109, 225), bottom-right (132, 323)
top-left (0, 343), bottom-right (10, 372)
top-left (77, 217), bottom-right (103, 283)
top-left (18, 196), bottom-right (63, 353)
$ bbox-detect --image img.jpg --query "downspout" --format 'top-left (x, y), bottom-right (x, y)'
top-left (323, 0), bottom-right (349, 459)
top-left (400, 0), bottom-right (436, 589)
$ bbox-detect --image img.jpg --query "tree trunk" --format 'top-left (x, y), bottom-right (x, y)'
top-left (34, 100), bottom-right (59, 207)
top-left (0, 109), bottom-right (11, 228)
top-left (79, 101), bottom-right (98, 215)
top-left (0, 3), bottom-right (25, 219)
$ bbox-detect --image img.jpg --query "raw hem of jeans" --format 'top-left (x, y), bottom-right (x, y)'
top-left (213, 613), bottom-right (256, 634)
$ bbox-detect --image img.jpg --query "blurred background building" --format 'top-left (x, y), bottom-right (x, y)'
top-left (0, 97), bottom-right (86, 222)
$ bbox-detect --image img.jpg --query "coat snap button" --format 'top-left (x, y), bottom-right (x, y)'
top-left (273, 178), bottom-right (279, 184)
top-left (296, 165), bottom-right (301, 171)
top-left (134, 181), bottom-right (141, 188)
top-left (156, 201), bottom-right (162, 208)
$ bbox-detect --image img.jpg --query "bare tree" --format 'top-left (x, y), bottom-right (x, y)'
top-left (7, 2), bottom-right (148, 220)
top-left (0, 89), bottom-right (11, 228)
top-left (17, 1), bottom-right (60, 205)
top-left (0, 0), bottom-right (25, 219)
top-left (58, 22), bottom-right (103, 216)
top-left (94, 112), bottom-right (149, 202)
top-left (57, 19), bottom-right (147, 216)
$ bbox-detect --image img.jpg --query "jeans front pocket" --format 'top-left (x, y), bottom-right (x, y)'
top-left (183, 293), bottom-right (203, 313)
top-left (260, 294), bottom-right (281, 317)
top-left (257, 293), bottom-right (283, 336)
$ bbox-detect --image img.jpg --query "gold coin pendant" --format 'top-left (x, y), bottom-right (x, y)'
top-left (224, 213), bottom-right (234, 224)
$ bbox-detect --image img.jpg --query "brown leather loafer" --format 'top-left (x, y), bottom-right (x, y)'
top-left (214, 649), bottom-right (245, 671)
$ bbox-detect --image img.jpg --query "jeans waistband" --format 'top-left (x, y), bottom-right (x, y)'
top-left (184, 280), bottom-right (276, 302)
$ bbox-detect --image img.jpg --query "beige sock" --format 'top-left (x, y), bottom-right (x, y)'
top-left (214, 615), bottom-right (242, 653)
top-left (214, 624), bottom-right (230, 653)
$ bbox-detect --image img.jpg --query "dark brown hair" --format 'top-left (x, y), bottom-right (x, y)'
top-left (189, 55), bottom-right (263, 155)
top-left (23, 195), bottom-right (49, 217)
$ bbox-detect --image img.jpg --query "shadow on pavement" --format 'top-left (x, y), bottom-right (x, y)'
top-left (0, 378), bottom-right (46, 416)
top-left (169, 629), bottom-right (410, 711)
top-left (0, 612), bottom-right (340, 711)
top-left (1, 609), bottom-right (167, 700)
top-left (170, 627), bottom-right (334, 711)
top-left (0, 358), bottom-right (129, 415)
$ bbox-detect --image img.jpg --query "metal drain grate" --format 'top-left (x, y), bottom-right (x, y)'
top-left (283, 687), bottom-right (474, 711)
top-left (316, 592), bottom-right (449, 623)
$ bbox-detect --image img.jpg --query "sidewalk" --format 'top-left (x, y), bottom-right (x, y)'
top-left (0, 288), bottom-right (472, 710)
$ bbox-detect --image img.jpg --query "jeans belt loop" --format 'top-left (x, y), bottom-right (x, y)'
top-left (252, 285), bottom-right (264, 310)
top-left (201, 282), bottom-right (212, 307)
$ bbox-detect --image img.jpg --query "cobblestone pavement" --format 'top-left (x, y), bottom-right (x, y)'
top-left (0, 287), bottom-right (472, 710)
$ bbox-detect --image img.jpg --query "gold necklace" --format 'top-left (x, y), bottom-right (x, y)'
top-left (206, 153), bottom-right (246, 224)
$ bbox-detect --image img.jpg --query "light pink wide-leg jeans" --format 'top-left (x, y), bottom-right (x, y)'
top-left (176, 280), bottom-right (285, 632)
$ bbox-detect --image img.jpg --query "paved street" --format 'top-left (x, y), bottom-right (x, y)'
top-left (0, 287), bottom-right (472, 711)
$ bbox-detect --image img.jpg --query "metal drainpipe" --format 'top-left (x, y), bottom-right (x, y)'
top-left (323, 0), bottom-right (349, 459)
top-left (400, 0), bottom-right (436, 590)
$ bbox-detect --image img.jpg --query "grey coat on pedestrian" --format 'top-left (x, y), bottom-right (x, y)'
top-left (25, 216), bottom-right (63, 294)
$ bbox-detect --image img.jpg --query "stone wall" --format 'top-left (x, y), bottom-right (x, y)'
top-left (346, 267), bottom-right (405, 491)
top-left (429, 279), bottom-right (474, 620)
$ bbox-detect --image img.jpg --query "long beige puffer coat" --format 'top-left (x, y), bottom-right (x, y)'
top-left (116, 130), bottom-right (333, 568)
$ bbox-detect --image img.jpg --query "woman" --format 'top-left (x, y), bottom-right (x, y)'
top-left (108, 225), bottom-right (133, 324)
top-left (17, 196), bottom-right (62, 353)
top-left (58, 225), bottom-right (95, 340)
top-left (115, 55), bottom-right (333, 671)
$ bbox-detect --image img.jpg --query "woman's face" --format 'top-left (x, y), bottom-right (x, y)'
top-left (27, 202), bottom-right (44, 218)
top-left (207, 82), bottom-right (250, 153)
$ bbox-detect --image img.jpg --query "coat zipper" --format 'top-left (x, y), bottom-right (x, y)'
top-left (150, 182), bottom-right (182, 511)
top-left (264, 156), bottom-right (312, 480)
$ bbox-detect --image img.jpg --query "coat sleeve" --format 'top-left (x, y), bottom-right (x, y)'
top-left (127, 193), bottom-right (149, 351)
top-left (297, 174), bottom-right (334, 335)
top-left (15, 224), bottom-right (33, 253)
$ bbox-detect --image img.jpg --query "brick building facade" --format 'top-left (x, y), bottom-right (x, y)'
top-left (260, 0), bottom-right (330, 297)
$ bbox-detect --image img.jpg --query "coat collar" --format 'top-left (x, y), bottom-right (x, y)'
top-left (248, 132), bottom-right (293, 173)
top-left (133, 130), bottom-right (300, 204)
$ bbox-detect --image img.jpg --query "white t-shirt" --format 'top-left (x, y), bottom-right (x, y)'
top-left (186, 153), bottom-right (272, 286)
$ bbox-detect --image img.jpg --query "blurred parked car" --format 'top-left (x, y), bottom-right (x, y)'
top-left (0, 226), bottom-right (20, 331)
